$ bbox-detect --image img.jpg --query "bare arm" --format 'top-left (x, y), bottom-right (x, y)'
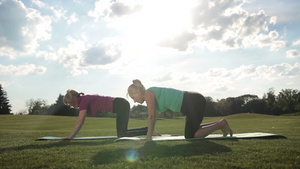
top-left (145, 90), bottom-right (157, 140)
top-left (66, 110), bottom-right (87, 139)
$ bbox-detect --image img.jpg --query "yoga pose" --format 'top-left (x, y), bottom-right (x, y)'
top-left (127, 79), bottom-right (233, 140)
top-left (63, 89), bottom-right (153, 139)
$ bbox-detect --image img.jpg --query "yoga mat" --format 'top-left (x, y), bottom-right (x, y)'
top-left (114, 132), bottom-right (287, 142)
top-left (36, 134), bottom-right (173, 141)
top-left (36, 136), bottom-right (117, 140)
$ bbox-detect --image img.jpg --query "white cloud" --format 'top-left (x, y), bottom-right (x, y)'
top-left (36, 50), bottom-right (60, 60)
top-left (243, 31), bottom-right (286, 50)
top-left (67, 13), bottom-right (78, 24)
top-left (82, 41), bottom-right (122, 66)
top-left (158, 31), bottom-right (197, 51)
top-left (87, 0), bottom-right (286, 52)
top-left (206, 63), bottom-right (300, 81)
top-left (286, 49), bottom-right (300, 58)
top-left (285, 39), bottom-right (300, 58)
top-left (108, 0), bottom-right (142, 18)
top-left (57, 37), bottom-right (87, 69)
top-left (292, 40), bottom-right (300, 46)
top-left (49, 6), bottom-right (67, 22)
top-left (189, 1), bottom-right (285, 51)
top-left (88, 0), bottom-right (142, 21)
top-left (204, 64), bottom-right (257, 88)
top-left (238, 10), bottom-right (271, 36)
top-left (88, 0), bottom-right (111, 21)
top-left (33, 1), bottom-right (76, 25)
top-left (254, 63), bottom-right (296, 80)
top-left (0, 0), bottom-right (51, 58)
top-left (37, 36), bottom-right (123, 76)
top-left (0, 64), bottom-right (47, 76)
top-left (32, 0), bottom-right (45, 8)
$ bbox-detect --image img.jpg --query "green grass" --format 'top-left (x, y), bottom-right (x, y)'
top-left (0, 114), bottom-right (299, 169)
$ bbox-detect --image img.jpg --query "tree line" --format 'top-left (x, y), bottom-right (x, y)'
top-left (130, 88), bottom-right (300, 118)
top-left (204, 88), bottom-right (300, 116)
top-left (0, 84), bottom-right (299, 117)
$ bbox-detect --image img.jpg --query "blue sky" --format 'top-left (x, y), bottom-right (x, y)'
top-left (0, 0), bottom-right (299, 114)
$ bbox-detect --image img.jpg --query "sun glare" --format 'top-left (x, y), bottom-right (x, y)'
top-left (125, 149), bottom-right (138, 162)
top-left (114, 0), bottom-right (195, 46)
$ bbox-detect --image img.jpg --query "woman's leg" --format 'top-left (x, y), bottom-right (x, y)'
top-left (113, 98), bottom-right (148, 137)
top-left (194, 119), bottom-right (233, 138)
top-left (181, 92), bottom-right (206, 138)
top-left (181, 92), bottom-right (233, 138)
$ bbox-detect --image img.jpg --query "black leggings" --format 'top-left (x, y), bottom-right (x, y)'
top-left (180, 92), bottom-right (206, 138)
top-left (113, 98), bottom-right (148, 137)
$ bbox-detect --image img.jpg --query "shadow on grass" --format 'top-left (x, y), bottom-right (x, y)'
top-left (0, 140), bottom-right (113, 154)
top-left (92, 140), bottom-right (232, 165)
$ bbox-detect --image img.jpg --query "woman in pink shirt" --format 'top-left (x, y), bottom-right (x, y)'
top-left (63, 89), bottom-right (156, 139)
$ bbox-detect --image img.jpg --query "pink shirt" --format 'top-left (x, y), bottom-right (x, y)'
top-left (77, 95), bottom-right (114, 116)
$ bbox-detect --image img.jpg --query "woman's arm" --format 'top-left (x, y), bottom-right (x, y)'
top-left (145, 90), bottom-right (157, 140)
top-left (66, 110), bottom-right (87, 139)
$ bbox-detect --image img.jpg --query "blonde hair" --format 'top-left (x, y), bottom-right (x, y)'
top-left (127, 79), bottom-right (146, 96)
top-left (63, 89), bottom-right (84, 105)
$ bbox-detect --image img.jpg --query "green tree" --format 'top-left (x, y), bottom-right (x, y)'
top-left (245, 99), bottom-right (267, 114)
top-left (161, 109), bottom-right (175, 118)
top-left (204, 96), bottom-right (219, 117)
top-left (237, 94), bottom-right (267, 113)
top-left (226, 97), bottom-right (244, 115)
top-left (26, 99), bottom-right (49, 115)
top-left (277, 89), bottom-right (300, 114)
top-left (0, 84), bottom-right (12, 115)
top-left (130, 105), bottom-right (148, 118)
top-left (264, 88), bottom-right (277, 115)
top-left (215, 99), bottom-right (231, 116)
top-left (215, 95), bottom-right (260, 115)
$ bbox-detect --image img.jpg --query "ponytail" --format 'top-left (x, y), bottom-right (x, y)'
top-left (127, 79), bottom-right (146, 96)
top-left (63, 89), bottom-right (84, 105)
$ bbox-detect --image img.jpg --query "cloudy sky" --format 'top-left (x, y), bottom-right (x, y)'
top-left (1, 0), bottom-right (299, 114)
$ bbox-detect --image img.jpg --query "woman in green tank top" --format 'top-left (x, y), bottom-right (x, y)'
top-left (127, 79), bottom-right (233, 140)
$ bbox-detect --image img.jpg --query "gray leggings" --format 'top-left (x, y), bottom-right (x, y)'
top-left (113, 98), bottom-right (148, 137)
top-left (180, 92), bottom-right (206, 138)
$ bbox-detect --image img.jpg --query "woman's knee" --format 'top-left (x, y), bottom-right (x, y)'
top-left (113, 98), bottom-right (130, 113)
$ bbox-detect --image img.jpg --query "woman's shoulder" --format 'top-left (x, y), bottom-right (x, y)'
top-left (79, 95), bottom-right (114, 104)
top-left (147, 87), bottom-right (180, 91)
top-left (147, 87), bottom-right (163, 91)
top-left (79, 94), bottom-right (103, 100)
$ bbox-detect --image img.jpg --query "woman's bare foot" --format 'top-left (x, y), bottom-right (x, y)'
top-left (220, 119), bottom-right (233, 137)
top-left (152, 130), bottom-right (161, 136)
top-left (194, 119), bottom-right (233, 138)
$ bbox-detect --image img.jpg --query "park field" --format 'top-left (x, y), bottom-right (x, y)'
top-left (0, 114), bottom-right (299, 169)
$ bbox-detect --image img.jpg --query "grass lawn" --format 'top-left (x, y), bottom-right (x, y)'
top-left (0, 113), bottom-right (299, 169)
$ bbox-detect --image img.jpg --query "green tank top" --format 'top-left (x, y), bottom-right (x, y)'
top-left (147, 87), bottom-right (184, 112)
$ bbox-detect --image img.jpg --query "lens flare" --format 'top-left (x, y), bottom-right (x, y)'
top-left (125, 149), bottom-right (138, 162)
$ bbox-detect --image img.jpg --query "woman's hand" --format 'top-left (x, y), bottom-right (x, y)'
top-left (140, 137), bottom-right (152, 141)
top-left (145, 90), bottom-right (157, 141)
top-left (67, 110), bottom-right (87, 138)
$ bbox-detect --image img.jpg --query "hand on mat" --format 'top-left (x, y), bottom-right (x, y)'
top-left (140, 136), bottom-right (152, 141)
